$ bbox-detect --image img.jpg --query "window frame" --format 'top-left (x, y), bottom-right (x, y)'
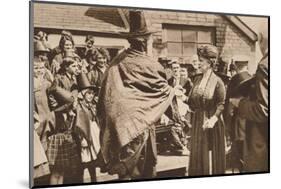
top-left (163, 24), bottom-right (216, 58)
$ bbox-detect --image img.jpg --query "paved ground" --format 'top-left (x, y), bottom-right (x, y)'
top-left (157, 155), bottom-right (189, 172)
top-left (82, 155), bottom-right (190, 182)
top-left (83, 155), bottom-right (238, 182)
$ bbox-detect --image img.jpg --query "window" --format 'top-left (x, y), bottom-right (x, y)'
top-left (164, 25), bottom-right (215, 59)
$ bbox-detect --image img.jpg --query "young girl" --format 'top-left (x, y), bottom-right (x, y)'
top-left (47, 86), bottom-right (81, 185)
top-left (75, 73), bottom-right (100, 182)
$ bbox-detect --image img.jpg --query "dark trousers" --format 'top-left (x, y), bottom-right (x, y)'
top-left (114, 128), bottom-right (157, 180)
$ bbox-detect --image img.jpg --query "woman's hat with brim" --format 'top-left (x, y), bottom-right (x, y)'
top-left (76, 72), bottom-right (99, 92)
top-left (34, 40), bottom-right (50, 53)
top-left (119, 10), bottom-right (157, 38)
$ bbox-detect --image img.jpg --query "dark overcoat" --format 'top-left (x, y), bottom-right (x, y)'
top-left (238, 53), bottom-right (268, 172)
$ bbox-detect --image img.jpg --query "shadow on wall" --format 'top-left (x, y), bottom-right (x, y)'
top-left (85, 7), bottom-right (125, 28)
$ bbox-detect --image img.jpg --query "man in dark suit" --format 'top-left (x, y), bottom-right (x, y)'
top-left (224, 56), bottom-right (252, 172)
top-left (230, 23), bottom-right (268, 172)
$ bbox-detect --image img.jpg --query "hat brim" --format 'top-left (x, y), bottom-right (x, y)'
top-left (35, 50), bottom-right (50, 53)
top-left (79, 85), bottom-right (100, 92)
top-left (119, 31), bottom-right (158, 38)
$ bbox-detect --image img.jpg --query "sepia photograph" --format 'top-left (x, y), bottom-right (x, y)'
top-left (30, 1), bottom-right (269, 188)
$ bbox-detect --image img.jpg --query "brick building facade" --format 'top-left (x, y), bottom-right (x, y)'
top-left (143, 10), bottom-right (258, 73)
top-left (33, 2), bottom-right (258, 73)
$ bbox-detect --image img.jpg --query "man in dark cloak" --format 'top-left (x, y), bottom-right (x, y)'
top-left (96, 10), bottom-right (175, 180)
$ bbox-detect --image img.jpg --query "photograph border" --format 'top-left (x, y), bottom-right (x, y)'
top-left (29, 1), bottom-right (270, 188)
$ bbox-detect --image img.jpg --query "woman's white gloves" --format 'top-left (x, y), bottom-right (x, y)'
top-left (202, 116), bottom-right (218, 130)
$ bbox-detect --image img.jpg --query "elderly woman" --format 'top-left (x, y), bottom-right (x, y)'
top-left (188, 44), bottom-right (226, 176)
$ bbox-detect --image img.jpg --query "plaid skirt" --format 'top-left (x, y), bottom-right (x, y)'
top-left (47, 132), bottom-right (81, 172)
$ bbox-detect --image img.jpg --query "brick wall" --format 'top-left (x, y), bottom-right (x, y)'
top-left (144, 10), bottom-right (257, 73)
top-left (33, 3), bottom-right (126, 33)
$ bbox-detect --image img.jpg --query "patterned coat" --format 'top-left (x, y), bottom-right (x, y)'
top-left (96, 49), bottom-right (174, 176)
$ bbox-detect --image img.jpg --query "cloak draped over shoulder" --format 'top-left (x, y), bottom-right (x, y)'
top-left (97, 49), bottom-right (174, 164)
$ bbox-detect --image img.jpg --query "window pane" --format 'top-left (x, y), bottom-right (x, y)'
top-left (198, 31), bottom-right (212, 43)
top-left (167, 29), bottom-right (182, 42)
top-left (182, 30), bottom-right (196, 42)
top-left (183, 43), bottom-right (196, 56)
top-left (167, 42), bottom-right (182, 56)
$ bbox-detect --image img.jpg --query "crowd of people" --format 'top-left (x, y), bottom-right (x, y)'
top-left (33, 10), bottom-right (268, 186)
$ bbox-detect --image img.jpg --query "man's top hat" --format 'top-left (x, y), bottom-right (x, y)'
top-left (76, 72), bottom-right (98, 92)
top-left (120, 10), bottom-right (157, 38)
